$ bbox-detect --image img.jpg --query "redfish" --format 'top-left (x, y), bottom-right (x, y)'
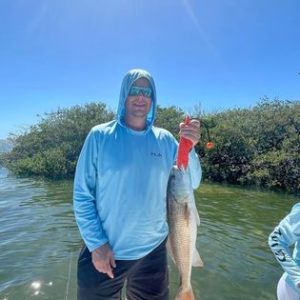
top-left (167, 165), bottom-right (203, 300)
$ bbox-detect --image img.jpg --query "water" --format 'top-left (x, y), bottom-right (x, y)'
top-left (0, 167), bottom-right (298, 300)
top-left (0, 168), bottom-right (79, 300)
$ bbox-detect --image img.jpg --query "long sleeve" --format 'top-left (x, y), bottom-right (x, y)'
top-left (73, 130), bottom-right (108, 252)
top-left (169, 129), bottom-right (202, 190)
top-left (188, 148), bottom-right (202, 189)
top-left (268, 203), bottom-right (300, 288)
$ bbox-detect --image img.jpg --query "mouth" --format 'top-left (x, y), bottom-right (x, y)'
top-left (133, 103), bottom-right (147, 108)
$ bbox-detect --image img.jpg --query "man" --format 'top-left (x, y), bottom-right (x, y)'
top-left (73, 69), bottom-right (201, 300)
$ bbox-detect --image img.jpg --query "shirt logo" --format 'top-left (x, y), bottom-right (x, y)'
top-left (151, 152), bottom-right (162, 158)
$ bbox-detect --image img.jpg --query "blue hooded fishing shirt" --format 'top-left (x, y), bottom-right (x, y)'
top-left (268, 203), bottom-right (300, 295)
top-left (73, 69), bottom-right (202, 260)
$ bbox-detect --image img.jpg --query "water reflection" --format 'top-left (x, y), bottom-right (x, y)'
top-left (187, 183), bottom-right (298, 300)
top-left (0, 168), bottom-right (80, 300)
top-left (0, 168), bottom-right (298, 299)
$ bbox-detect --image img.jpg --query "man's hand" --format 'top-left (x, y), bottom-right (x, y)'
top-left (92, 243), bottom-right (116, 279)
top-left (179, 119), bottom-right (201, 146)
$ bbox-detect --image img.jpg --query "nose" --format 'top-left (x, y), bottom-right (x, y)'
top-left (137, 93), bottom-right (145, 102)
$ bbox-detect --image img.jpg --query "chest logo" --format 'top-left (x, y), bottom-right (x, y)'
top-left (150, 152), bottom-right (162, 158)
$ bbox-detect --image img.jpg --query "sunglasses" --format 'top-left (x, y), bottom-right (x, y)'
top-left (128, 86), bottom-right (152, 98)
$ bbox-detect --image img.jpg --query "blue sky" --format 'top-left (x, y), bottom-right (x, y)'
top-left (0, 0), bottom-right (299, 139)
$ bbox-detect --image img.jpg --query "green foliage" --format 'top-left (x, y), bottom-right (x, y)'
top-left (154, 105), bottom-right (185, 138)
top-left (1, 98), bottom-right (299, 194)
top-left (198, 98), bottom-right (300, 194)
top-left (1, 102), bottom-right (114, 179)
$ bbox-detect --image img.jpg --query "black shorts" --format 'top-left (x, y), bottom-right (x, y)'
top-left (77, 238), bottom-right (169, 300)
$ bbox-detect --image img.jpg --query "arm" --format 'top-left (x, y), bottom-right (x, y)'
top-left (74, 129), bottom-right (116, 277)
top-left (188, 148), bottom-right (202, 189)
top-left (73, 129), bottom-right (108, 252)
top-left (179, 118), bottom-right (202, 189)
top-left (268, 204), bottom-right (300, 288)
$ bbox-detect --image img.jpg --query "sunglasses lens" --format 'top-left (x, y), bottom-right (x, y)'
top-left (144, 89), bottom-right (152, 97)
top-left (129, 86), bottom-right (152, 98)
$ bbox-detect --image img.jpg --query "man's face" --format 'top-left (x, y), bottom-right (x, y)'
top-left (125, 78), bottom-right (152, 120)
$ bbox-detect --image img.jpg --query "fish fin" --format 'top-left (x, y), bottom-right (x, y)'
top-left (189, 201), bottom-right (200, 226)
top-left (166, 238), bottom-right (176, 265)
top-left (192, 206), bottom-right (200, 226)
top-left (189, 190), bottom-right (200, 226)
top-left (175, 287), bottom-right (195, 300)
top-left (192, 248), bottom-right (204, 267)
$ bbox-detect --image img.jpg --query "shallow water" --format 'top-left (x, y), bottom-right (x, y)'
top-left (0, 167), bottom-right (297, 299)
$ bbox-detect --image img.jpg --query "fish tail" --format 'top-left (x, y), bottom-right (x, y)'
top-left (175, 287), bottom-right (195, 300)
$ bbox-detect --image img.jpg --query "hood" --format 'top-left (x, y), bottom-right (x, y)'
top-left (117, 68), bottom-right (157, 133)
